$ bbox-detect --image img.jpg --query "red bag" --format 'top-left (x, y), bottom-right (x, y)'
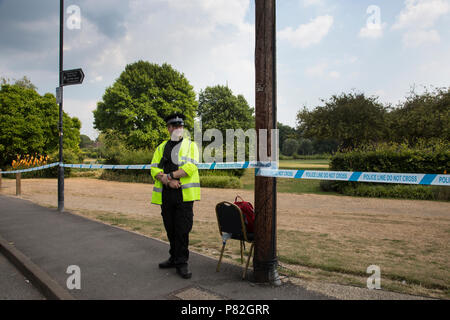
top-left (234, 196), bottom-right (255, 233)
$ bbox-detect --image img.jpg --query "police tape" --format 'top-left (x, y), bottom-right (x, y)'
top-left (62, 161), bottom-right (275, 170)
top-left (62, 163), bottom-right (156, 170)
top-left (0, 163), bottom-right (59, 174)
top-left (1, 162), bottom-right (448, 186)
top-left (255, 168), bottom-right (450, 186)
top-left (64, 162), bottom-right (280, 170)
top-left (0, 161), bottom-right (273, 174)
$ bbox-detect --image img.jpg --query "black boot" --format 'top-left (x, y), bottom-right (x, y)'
top-left (159, 259), bottom-right (176, 269)
top-left (176, 264), bottom-right (192, 279)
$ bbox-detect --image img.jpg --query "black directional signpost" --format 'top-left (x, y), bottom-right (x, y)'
top-left (58, 0), bottom-right (84, 212)
top-left (62, 68), bottom-right (84, 86)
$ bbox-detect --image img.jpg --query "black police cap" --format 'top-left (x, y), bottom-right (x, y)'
top-left (164, 113), bottom-right (185, 126)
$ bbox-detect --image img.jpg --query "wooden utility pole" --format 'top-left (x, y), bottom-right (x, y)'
top-left (254, 0), bottom-right (280, 285)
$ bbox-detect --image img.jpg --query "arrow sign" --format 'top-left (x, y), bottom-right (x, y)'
top-left (61, 68), bottom-right (84, 86)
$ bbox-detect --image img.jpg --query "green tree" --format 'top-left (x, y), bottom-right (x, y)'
top-left (1, 76), bottom-right (37, 90)
top-left (198, 85), bottom-right (254, 134)
top-left (79, 134), bottom-right (93, 148)
top-left (297, 92), bottom-right (388, 149)
top-left (0, 83), bottom-right (81, 167)
top-left (297, 138), bottom-right (313, 155)
top-left (278, 122), bottom-right (297, 152)
top-left (93, 61), bottom-right (197, 150)
top-left (14, 76), bottom-right (38, 91)
top-left (197, 85), bottom-right (254, 162)
top-left (312, 138), bottom-right (339, 154)
top-left (387, 87), bottom-right (450, 144)
top-left (282, 138), bottom-right (298, 156)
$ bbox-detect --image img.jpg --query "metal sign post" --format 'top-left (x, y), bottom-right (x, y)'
top-left (58, 0), bottom-right (84, 212)
top-left (58, 0), bottom-right (64, 212)
top-left (254, 0), bottom-right (280, 285)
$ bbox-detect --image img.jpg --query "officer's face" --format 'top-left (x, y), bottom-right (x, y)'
top-left (168, 124), bottom-right (184, 141)
top-left (167, 124), bottom-right (183, 135)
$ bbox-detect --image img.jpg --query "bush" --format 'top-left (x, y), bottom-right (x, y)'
top-left (99, 170), bottom-right (154, 184)
top-left (19, 149), bottom-right (82, 178)
top-left (297, 138), bottom-right (313, 155)
top-left (319, 180), bottom-right (340, 192)
top-left (323, 140), bottom-right (450, 201)
top-left (330, 140), bottom-right (449, 174)
top-left (282, 138), bottom-right (299, 156)
top-left (199, 168), bottom-right (245, 178)
top-left (279, 154), bottom-right (294, 160)
top-left (320, 180), bottom-right (449, 201)
top-left (342, 183), bottom-right (434, 200)
top-left (199, 176), bottom-right (242, 189)
top-left (99, 143), bottom-right (155, 180)
top-left (81, 148), bottom-right (101, 160)
top-left (118, 149), bottom-right (154, 165)
top-left (292, 153), bottom-right (331, 160)
top-left (280, 153), bottom-right (331, 161)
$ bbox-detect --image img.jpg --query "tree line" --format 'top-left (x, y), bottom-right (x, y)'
top-left (0, 76), bottom-right (81, 167)
top-left (1, 61), bottom-right (448, 168)
top-left (296, 88), bottom-right (449, 151)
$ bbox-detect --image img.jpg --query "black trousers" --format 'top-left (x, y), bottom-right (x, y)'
top-left (161, 188), bottom-right (193, 266)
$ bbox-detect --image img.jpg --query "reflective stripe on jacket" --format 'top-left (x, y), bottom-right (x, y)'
top-left (150, 138), bottom-right (201, 205)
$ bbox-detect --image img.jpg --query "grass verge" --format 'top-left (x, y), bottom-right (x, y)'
top-left (70, 207), bottom-right (449, 299)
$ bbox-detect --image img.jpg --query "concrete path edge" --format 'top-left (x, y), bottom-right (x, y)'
top-left (0, 234), bottom-right (75, 300)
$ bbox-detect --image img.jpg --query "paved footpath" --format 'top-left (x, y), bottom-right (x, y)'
top-left (0, 195), bottom-right (329, 300)
top-left (0, 252), bottom-right (45, 300)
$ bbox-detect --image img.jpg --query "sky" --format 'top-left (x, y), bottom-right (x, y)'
top-left (1, 0), bottom-right (449, 140)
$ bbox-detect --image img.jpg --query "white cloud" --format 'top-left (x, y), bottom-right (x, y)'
top-left (328, 71), bottom-right (340, 79)
top-left (89, 75), bottom-right (103, 83)
top-left (305, 63), bottom-right (328, 77)
top-left (64, 98), bottom-right (99, 139)
top-left (402, 29), bottom-right (441, 47)
top-left (301, 0), bottom-right (325, 7)
top-left (392, 0), bottom-right (449, 30)
top-left (166, 0), bottom-right (250, 28)
top-left (278, 15), bottom-right (334, 48)
top-left (392, 0), bottom-right (449, 47)
top-left (348, 56), bottom-right (358, 64)
top-left (305, 63), bottom-right (340, 79)
top-left (120, 0), bottom-right (254, 103)
top-left (14, 17), bottom-right (59, 33)
top-left (359, 23), bottom-right (387, 39)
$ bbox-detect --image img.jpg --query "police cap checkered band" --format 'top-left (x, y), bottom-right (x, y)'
top-left (166, 116), bottom-right (184, 125)
top-left (165, 113), bottom-right (185, 125)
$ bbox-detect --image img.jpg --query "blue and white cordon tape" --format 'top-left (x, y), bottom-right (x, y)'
top-left (1, 161), bottom-right (448, 186)
top-left (0, 162), bottom-right (59, 174)
top-left (255, 168), bottom-right (450, 187)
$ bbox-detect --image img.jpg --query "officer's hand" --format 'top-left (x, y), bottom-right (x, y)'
top-left (159, 173), bottom-right (169, 185)
top-left (168, 180), bottom-right (181, 189)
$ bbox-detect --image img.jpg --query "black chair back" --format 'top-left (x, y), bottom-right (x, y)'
top-left (216, 201), bottom-right (246, 239)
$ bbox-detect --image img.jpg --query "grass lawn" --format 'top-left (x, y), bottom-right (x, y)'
top-left (76, 207), bottom-right (450, 299)
top-left (278, 159), bottom-right (329, 169)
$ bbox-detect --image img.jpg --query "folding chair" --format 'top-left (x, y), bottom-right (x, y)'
top-left (215, 201), bottom-right (254, 280)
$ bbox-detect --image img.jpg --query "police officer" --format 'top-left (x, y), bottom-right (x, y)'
top-left (150, 113), bottom-right (201, 279)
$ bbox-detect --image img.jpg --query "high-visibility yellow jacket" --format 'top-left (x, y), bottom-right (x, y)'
top-left (150, 138), bottom-right (201, 205)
